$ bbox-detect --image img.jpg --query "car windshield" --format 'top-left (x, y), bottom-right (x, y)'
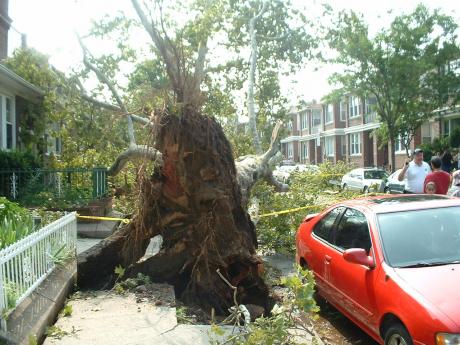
top-left (364, 170), bottom-right (388, 179)
top-left (377, 206), bottom-right (460, 268)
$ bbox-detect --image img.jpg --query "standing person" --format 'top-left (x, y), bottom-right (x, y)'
top-left (423, 156), bottom-right (451, 194)
top-left (441, 149), bottom-right (453, 173)
top-left (449, 170), bottom-right (460, 197)
top-left (398, 148), bottom-right (431, 193)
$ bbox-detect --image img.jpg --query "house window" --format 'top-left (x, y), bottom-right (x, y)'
top-left (301, 112), bottom-right (308, 130)
top-left (443, 120), bottom-right (450, 136)
top-left (287, 142), bottom-right (293, 159)
top-left (349, 96), bottom-right (361, 118)
top-left (55, 137), bottom-right (62, 154)
top-left (394, 133), bottom-right (408, 153)
top-left (325, 137), bottom-right (334, 157)
top-left (301, 142), bottom-right (308, 160)
top-left (288, 120), bottom-right (293, 131)
top-left (350, 133), bottom-right (361, 155)
top-left (339, 135), bottom-right (346, 155)
top-left (325, 104), bottom-right (333, 124)
top-left (1, 95), bottom-right (15, 150)
top-left (312, 109), bottom-right (321, 127)
top-left (340, 101), bottom-right (346, 121)
top-left (365, 97), bottom-right (376, 114)
top-left (421, 123), bottom-right (431, 144)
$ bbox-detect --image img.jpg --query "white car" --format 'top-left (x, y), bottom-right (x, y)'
top-left (273, 164), bottom-right (318, 183)
top-left (341, 168), bottom-right (388, 193)
top-left (385, 169), bottom-right (406, 194)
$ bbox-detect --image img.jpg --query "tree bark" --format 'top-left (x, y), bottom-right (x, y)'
top-left (247, 2), bottom-right (268, 155)
top-left (78, 110), bottom-right (269, 312)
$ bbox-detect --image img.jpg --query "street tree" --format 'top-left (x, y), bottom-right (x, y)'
top-left (227, 0), bottom-right (316, 154)
top-left (325, 4), bottom-right (460, 170)
top-left (76, 0), bottom-right (304, 312)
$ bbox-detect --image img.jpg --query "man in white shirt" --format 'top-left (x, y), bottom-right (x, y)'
top-left (397, 148), bottom-right (431, 193)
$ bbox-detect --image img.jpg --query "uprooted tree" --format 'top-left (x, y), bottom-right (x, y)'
top-left (77, 0), bottom-right (312, 312)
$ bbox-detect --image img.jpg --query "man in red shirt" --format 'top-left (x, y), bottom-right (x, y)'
top-left (424, 156), bottom-right (452, 194)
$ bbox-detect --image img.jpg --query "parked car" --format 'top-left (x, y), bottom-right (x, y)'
top-left (273, 164), bottom-right (318, 183)
top-left (385, 169), bottom-right (405, 194)
top-left (296, 194), bottom-right (460, 345)
top-left (341, 168), bottom-right (388, 193)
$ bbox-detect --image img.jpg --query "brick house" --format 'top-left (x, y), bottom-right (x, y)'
top-left (281, 96), bottom-right (442, 171)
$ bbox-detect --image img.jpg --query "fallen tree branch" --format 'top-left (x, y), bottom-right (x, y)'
top-left (107, 145), bottom-right (163, 176)
top-left (130, 114), bottom-right (155, 127)
top-left (236, 121), bottom-right (288, 207)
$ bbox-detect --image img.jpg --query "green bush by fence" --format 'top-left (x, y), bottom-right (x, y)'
top-left (0, 197), bottom-right (34, 250)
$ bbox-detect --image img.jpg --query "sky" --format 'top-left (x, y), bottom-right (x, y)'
top-left (7, 0), bottom-right (460, 108)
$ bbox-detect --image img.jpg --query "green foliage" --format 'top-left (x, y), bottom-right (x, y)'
top-left (253, 161), bottom-right (356, 253)
top-left (45, 325), bottom-right (68, 339)
top-left (325, 4), bottom-right (460, 168)
top-left (28, 334), bottom-right (38, 345)
top-left (62, 304), bottom-right (73, 317)
top-left (113, 271), bottom-right (151, 295)
top-left (449, 128), bottom-right (460, 149)
top-left (31, 209), bottom-right (65, 227)
top-left (243, 313), bottom-right (292, 345)
top-left (419, 137), bottom-right (450, 162)
top-left (0, 197), bottom-right (34, 249)
top-left (211, 265), bottom-right (319, 344)
top-left (0, 150), bottom-right (42, 170)
top-left (3, 281), bottom-right (22, 314)
top-left (281, 266), bottom-right (320, 316)
top-left (114, 265), bottom-right (125, 279)
top-left (47, 242), bottom-right (75, 266)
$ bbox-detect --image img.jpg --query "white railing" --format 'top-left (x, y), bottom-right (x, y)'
top-left (0, 212), bottom-right (77, 331)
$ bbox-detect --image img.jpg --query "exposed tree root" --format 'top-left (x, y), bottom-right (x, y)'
top-left (78, 110), bottom-right (269, 312)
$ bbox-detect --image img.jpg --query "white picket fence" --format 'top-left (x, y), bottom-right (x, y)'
top-left (0, 212), bottom-right (77, 331)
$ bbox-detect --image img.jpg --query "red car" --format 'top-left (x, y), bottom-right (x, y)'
top-left (295, 194), bottom-right (460, 345)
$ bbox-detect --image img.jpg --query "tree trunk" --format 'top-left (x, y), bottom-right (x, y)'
top-left (389, 137), bottom-right (396, 172)
top-left (78, 108), bottom-right (269, 312)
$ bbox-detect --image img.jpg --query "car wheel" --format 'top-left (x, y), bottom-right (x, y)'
top-left (384, 323), bottom-right (413, 345)
top-left (363, 186), bottom-right (368, 194)
top-left (342, 183), bottom-right (348, 191)
top-left (384, 187), bottom-right (390, 194)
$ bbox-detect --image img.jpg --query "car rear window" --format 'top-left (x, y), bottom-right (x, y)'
top-left (313, 207), bottom-right (345, 244)
top-left (364, 170), bottom-right (388, 179)
top-left (377, 206), bottom-right (460, 267)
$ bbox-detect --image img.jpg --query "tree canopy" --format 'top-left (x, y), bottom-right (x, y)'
top-left (325, 4), bottom-right (460, 169)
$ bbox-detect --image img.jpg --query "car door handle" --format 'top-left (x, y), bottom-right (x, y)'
top-left (325, 255), bottom-right (332, 262)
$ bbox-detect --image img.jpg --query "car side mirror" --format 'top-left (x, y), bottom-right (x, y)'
top-left (343, 248), bottom-right (375, 268)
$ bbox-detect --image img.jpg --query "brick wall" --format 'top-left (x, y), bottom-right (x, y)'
top-left (334, 135), bottom-right (342, 162)
top-left (308, 140), bottom-right (316, 164)
top-left (348, 117), bottom-right (362, 127)
top-left (349, 156), bottom-right (363, 168)
top-left (362, 130), bottom-right (374, 167)
top-left (293, 140), bottom-right (300, 162)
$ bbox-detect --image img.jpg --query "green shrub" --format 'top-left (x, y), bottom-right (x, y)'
top-left (0, 150), bottom-right (42, 171)
top-left (420, 137), bottom-right (450, 163)
top-left (211, 265), bottom-right (320, 345)
top-left (449, 127), bottom-right (460, 149)
top-left (0, 197), bottom-right (34, 249)
top-left (253, 161), bottom-right (357, 253)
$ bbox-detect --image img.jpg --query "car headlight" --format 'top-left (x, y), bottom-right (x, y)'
top-left (436, 333), bottom-right (460, 345)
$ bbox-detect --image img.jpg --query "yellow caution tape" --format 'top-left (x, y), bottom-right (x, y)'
top-left (257, 204), bottom-right (326, 218)
top-left (256, 192), bottom-right (388, 218)
top-left (76, 214), bottom-right (131, 224)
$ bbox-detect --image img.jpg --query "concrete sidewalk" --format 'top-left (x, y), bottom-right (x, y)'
top-left (43, 290), bottom-right (225, 345)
